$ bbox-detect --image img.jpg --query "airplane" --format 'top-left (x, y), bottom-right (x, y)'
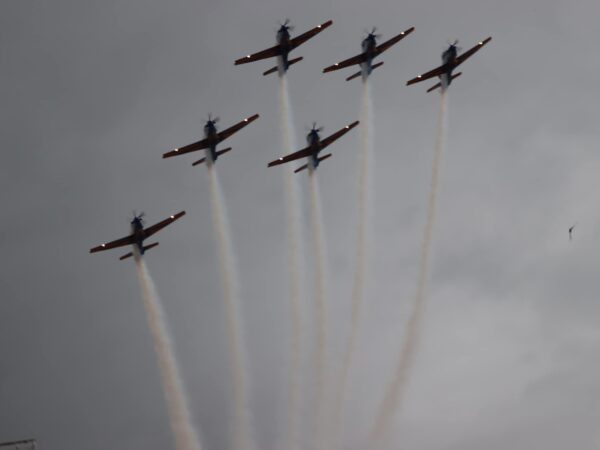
top-left (163, 114), bottom-right (259, 165)
top-left (90, 211), bottom-right (186, 260)
top-left (268, 121), bottom-right (359, 173)
top-left (406, 37), bottom-right (492, 92)
top-left (235, 19), bottom-right (333, 76)
top-left (323, 26), bottom-right (415, 81)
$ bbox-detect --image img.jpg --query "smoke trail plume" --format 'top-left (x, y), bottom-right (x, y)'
top-left (206, 165), bottom-right (255, 450)
top-left (308, 169), bottom-right (328, 450)
top-left (369, 92), bottom-right (447, 450)
top-left (134, 254), bottom-right (203, 450)
top-left (278, 74), bottom-right (304, 450)
top-left (331, 78), bottom-right (373, 450)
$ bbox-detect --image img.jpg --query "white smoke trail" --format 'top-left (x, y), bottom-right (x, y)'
top-left (308, 169), bottom-right (328, 450)
top-left (134, 254), bottom-right (203, 450)
top-left (206, 165), bottom-right (255, 450)
top-left (369, 92), bottom-right (447, 450)
top-left (331, 78), bottom-right (373, 450)
top-left (278, 74), bottom-right (304, 450)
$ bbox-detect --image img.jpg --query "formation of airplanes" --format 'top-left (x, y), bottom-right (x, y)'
top-left (90, 19), bottom-right (492, 260)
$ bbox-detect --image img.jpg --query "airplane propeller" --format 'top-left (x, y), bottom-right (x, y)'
top-left (364, 26), bottom-right (381, 39)
top-left (307, 122), bottom-right (324, 132)
top-left (207, 113), bottom-right (220, 124)
top-left (447, 39), bottom-right (461, 51)
top-left (279, 18), bottom-right (294, 31)
top-left (132, 210), bottom-right (145, 223)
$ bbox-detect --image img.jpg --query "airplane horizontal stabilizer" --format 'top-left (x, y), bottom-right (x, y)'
top-left (119, 242), bottom-right (159, 261)
top-left (216, 147), bottom-right (232, 157)
top-left (263, 66), bottom-right (278, 76)
top-left (317, 153), bottom-right (332, 163)
top-left (427, 72), bottom-right (462, 93)
top-left (294, 163), bottom-right (309, 173)
top-left (192, 157), bottom-right (206, 166)
top-left (288, 56), bottom-right (303, 66)
top-left (346, 61), bottom-right (384, 82)
top-left (346, 70), bottom-right (362, 82)
top-left (294, 153), bottom-right (332, 173)
top-left (263, 56), bottom-right (304, 76)
top-left (143, 242), bottom-right (159, 252)
top-left (426, 82), bottom-right (442, 93)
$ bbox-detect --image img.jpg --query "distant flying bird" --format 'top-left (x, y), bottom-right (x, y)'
top-left (569, 223), bottom-right (577, 241)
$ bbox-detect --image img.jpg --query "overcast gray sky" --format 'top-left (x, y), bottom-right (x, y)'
top-left (2, 1), bottom-right (600, 449)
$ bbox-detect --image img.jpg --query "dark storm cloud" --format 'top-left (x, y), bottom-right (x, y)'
top-left (2, 1), bottom-right (600, 450)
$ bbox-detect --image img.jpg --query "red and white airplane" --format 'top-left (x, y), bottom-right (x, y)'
top-left (406, 37), bottom-right (492, 92)
top-left (90, 211), bottom-right (185, 260)
top-left (235, 19), bottom-right (333, 76)
top-left (268, 121), bottom-right (359, 173)
top-left (323, 26), bottom-right (415, 81)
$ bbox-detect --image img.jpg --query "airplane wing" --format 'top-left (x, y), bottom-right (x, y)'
top-left (235, 45), bottom-right (281, 65)
top-left (454, 37), bottom-right (492, 67)
top-left (142, 211), bottom-right (186, 239)
top-left (319, 121), bottom-right (360, 149)
top-left (217, 114), bottom-right (260, 142)
top-left (289, 20), bottom-right (333, 50)
top-left (374, 26), bottom-right (415, 56)
top-left (268, 146), bottom-right (313, 167)
top-left (406, 63), bottom-right (450, 86)
top-left (323, 53), bottom-right (367, 73)
top-left (163, 137), bottom-right (210, 158)
top-left (90, 234), bottom-right (135, 253)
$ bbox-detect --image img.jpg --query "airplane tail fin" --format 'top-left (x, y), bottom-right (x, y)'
top-left (263, 56), bottom-right (303, 76)
top-left (119, 242), bottom-right (159, 261)
top-left (427, 72), bottom-right (462, 93)
top-left (346, 61), bottom-right (384, 82)
top-left (294, 153), bottom-right (332, 173)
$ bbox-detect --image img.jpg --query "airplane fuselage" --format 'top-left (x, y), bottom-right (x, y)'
top-left (440, 45), bottom-right (459, 89)
top-left (306, 129), bottom-right (322, 169)
top-left (276, 26), bottom-right (292, 71)
top-left (360, 34), bottom-right (378, 76)
top-left (131, 218), bottom-right (146, 254)
top-left (203, 120), bottom-right (219, 163)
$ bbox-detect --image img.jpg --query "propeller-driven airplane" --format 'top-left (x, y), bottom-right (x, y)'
top-left (406, 37), bottom-right (491, 92)
top-left (235, 19), bottom-right (333, 76)
top-left (163, 114), bottom-right (259, 165)
top-left (268, 121), bottom-right (359, 173)
top-left (90, 211), bottom-right (186, 260)
top-left (323, 26), bottom-right (415, 81)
